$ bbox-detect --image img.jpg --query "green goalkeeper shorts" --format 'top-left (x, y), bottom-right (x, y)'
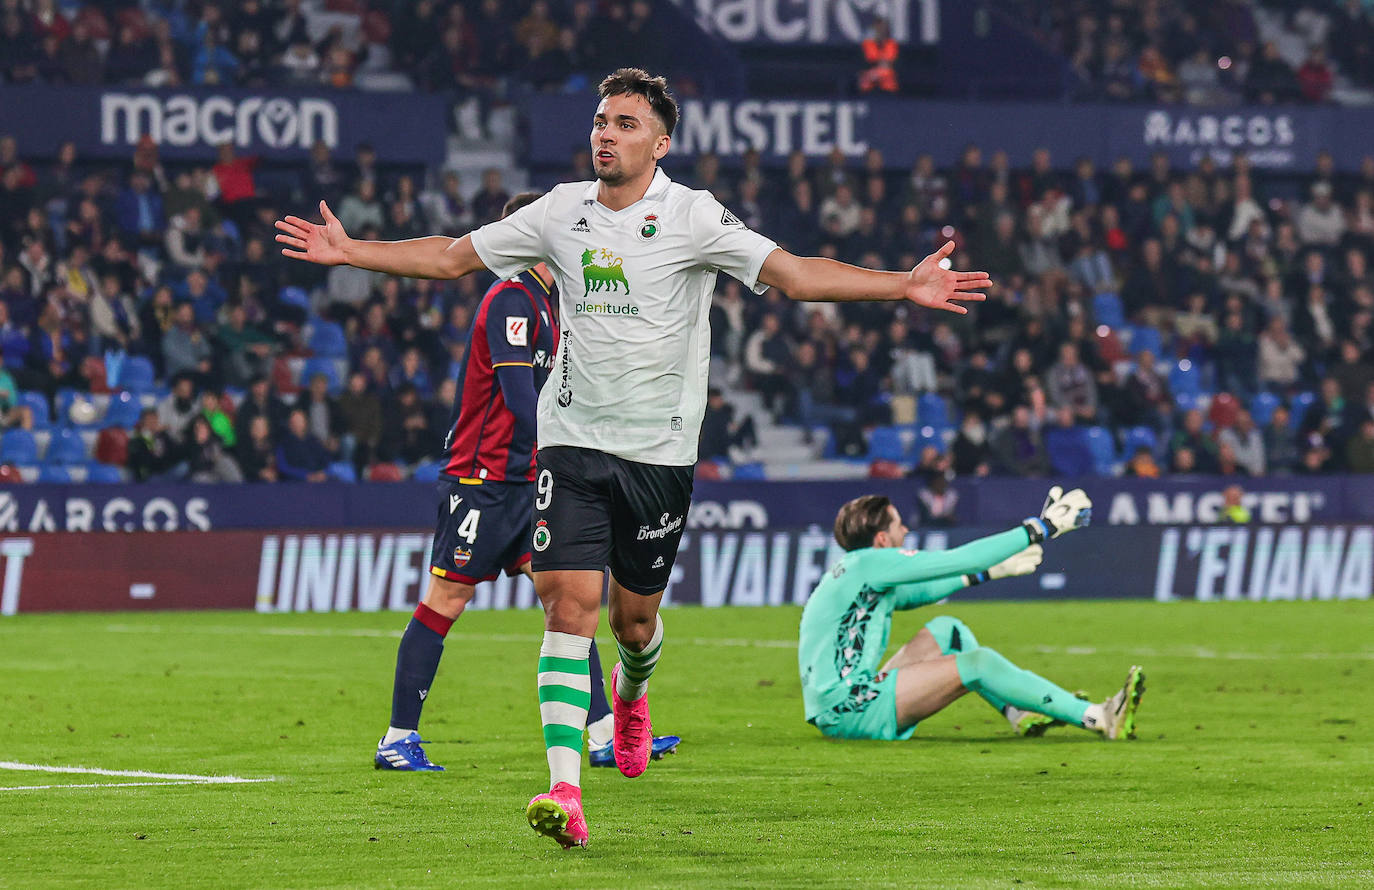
top-left (811, 670), bottom-right (916, 742)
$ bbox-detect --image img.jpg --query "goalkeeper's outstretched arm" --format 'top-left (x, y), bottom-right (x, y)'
top-left (887, 545), bottom-right (1045, 611)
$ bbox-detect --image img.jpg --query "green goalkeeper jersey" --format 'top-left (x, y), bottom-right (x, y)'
top-left (798, 526), bottom-right (1032, 724)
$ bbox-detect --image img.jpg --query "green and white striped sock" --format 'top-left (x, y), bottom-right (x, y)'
top-left (538, 631), bottom-right (591, 789)
top-left (614, 615), bottom-right (663, 702)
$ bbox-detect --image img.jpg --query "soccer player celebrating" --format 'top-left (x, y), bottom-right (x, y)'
top-left (276, 68), bottom-right (989, 849)
top-left (375, 192), bottom-right (678, 772)
top-left (799, 489), bottom-right (1145, 743)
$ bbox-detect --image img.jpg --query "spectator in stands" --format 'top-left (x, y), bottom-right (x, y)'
top-left (1345, 418), bottom-right (1374, 472)
top-left (743, 313), bottom-right (792, 419)
top-left (128, 408), bottom-right (183, 482)
top-left (199, 388), bottom-right (235, 448)
top-left (379, 383), bottom-right (433, 466)
top-left (1298, 46), bottom-right (1334, 104)
top-left (699, 388), bottom-right (756, 463)
top-left (237, 413), bottom-right (278, 482)
top-left (276, 406), bottom-right (331, 482)
top-left (470, 169), bottom-right (510, 227)
top-left (1297, 182), bottom-right (1346, 247)
top-left (235, 376), bottom-right (287, 445)
top-left (1219, 409), bottom-right (1265, 476)
top-left (161, 301), bottom-right (211, 379)
top-left (989, 404), bottom-right (1050, 476)
top-left (1047, 342), bottom-right (1099, 423)
top-left (299, 371), bottom-right (341, 457)
top-left (338, 369), bottom-right (383, 474)
top-left (186, 415), bottom-right (243, 483)
top-left (915, 472), bottom-right (958, 527)
top-left (1263, 404), bottom-right (1297, 474)
top-left (90, 272), bottom-right (141, 353)
top-left (157, 373), bottom-right (199, 443)
top-left (1169, 408), bottom-right (1218, 473)
top-left (1300, 376), bottom-right (1350, 453)
top-left (859, 18), bottom-right (899, 94)
top-left (1124, 445), bottom-right (1162, 478)
top-left (1257, 316), bottom-right (1306, 390)
top-left (950, 410), bottom-right (991, 477)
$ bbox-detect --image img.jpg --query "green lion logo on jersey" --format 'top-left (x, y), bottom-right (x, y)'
top-left (581, 248), bottom-right (630, 297)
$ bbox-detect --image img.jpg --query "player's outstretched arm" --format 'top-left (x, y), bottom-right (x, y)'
top-left (275, 200), bottom-right (487, 280)
top-left (886, 544), bottom-right (1043, 610)
top-left (757, 241), bottom-right (990, 314)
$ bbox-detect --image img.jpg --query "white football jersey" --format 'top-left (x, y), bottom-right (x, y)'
top-left (470, 169), bottom-right (778, 466)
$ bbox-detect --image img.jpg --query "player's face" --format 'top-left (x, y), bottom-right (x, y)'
top-left (876, 506), bottom-right (908, 549)
top-left (590, 94), bottom-right (670, 185)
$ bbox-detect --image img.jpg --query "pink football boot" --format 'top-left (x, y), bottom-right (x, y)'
top-left (610, 663), bottom-right (653, 778)
top-left (525, 782), bottom-right (588, 849)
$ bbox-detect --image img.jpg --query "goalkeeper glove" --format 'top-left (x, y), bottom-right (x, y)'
top-left (1022, 485), bottom-right (1093, 543)
top-left (965, 545), bottom-right (1044, 587)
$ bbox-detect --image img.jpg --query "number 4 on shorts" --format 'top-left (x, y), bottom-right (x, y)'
top-left (457, 509), bottom-right (480, 543)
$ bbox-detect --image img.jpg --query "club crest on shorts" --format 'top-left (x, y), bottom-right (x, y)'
top-left (452, 546), bottom-right (472, 568)
top-left (533, 520), bottom-right (552, 552)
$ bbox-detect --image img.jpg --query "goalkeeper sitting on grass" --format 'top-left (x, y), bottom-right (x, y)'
top-left (799, 488), bottom-right (1145, 742)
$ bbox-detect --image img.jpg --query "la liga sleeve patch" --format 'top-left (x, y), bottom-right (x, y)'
top-left (505, 316), bottom-right (528, 347)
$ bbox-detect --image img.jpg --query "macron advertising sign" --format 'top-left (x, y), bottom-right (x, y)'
top-left (0, 85), bottom-right (447, 163)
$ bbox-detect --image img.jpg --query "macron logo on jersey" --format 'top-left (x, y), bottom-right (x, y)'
top-left (449, 494), bottom-right (463, 514)
top-left (505, 316), bottom-right (528, 346)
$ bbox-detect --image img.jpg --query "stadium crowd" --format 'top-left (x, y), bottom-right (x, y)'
top-left (1007, 0), bottom-right (1374, 104)
top-left (0, 0), bottom-right (667, 96)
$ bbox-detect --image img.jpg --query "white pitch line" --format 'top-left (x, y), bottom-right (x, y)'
top-left (0, 761), bottom-right (273, 783)
top-left (0, 780), bottom-right (271, 792)
top-left (97, 624), bottom-right (1374, 660)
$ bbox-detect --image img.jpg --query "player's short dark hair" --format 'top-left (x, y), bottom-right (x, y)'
top-left (834, 495), bottom-right (895, 551)
top-left (502, 192), bottom-right (544, 219)
top-left (598, 68), bottom-right (679, 136)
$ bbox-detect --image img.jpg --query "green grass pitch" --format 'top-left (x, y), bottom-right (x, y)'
top-left (1, 601), bottom-right (1371, 889)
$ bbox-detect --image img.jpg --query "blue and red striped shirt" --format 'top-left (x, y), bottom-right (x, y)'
top-left (441, 269), bottom-right (558, 483)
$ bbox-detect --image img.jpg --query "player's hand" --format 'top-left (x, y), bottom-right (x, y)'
top-left (1038, 485), bottom-right (1092, 538)
top-left (275, 200), bottom-right (351, 265)
top-left (987, 544), bottom-right (1044, 580)
top-left (903, 241), bottom-right (991, 315)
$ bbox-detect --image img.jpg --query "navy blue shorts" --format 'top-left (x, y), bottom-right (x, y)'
top-left (429, 478), bottom-right (534, 585)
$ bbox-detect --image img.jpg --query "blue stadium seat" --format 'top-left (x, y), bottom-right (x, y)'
top-left (1121, 425), bottom-right (1158, 457)
top-left (279, 286), bottom-right (311, 311)
top-left (1092, 292), bottom-right (1125, 329)
top-left (44, 428), bottom-right (87, 465)
top-left (1250, 391), bottom-right (1280, 427)
top-left (1169, 360), bottom-right (1201, 396)
top-left (732, 462), bottom-right (767, 481)
top-left (1084, 426), bottom-right (1117, 475)
top-left (85, 463), bottom-right (123, 483)
top-left (866, 426), bottom-right (906, 462)
top-left (302, 357), bottom-right (342, 394)
top-left (37, 465), bottom-right (72, 483)
top-left (1045, 426), bottom-right (1093, 478)
top-left (103, 391), bottom-right (142, 429)
top-left (118, 356), bottom-right (156, 392)
top-left (1174, 392), bottom-right (1206, 414)
top-left (19, 391), bottom-right (50, 430)
top-left (1129, 325), bottom-right (1164, 358)
top-left (308, 321), bottom-right (348, 359)
top-left (412, 461), bottom-right (442, 483)
top-left (2, 330), bottom-right (29, 369)
top-left (1290, 391), bottom-right (1317, 430)
top-left (326, 461), bottom-right (357, 483)
top-left (913, 425), bottom-right (948, 456)
top-left (0, 429), bottom-right (38, 465)
top-left (917, 393), bottom-right (949, 428)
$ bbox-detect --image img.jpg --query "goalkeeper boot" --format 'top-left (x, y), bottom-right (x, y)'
top-left (589, 733), bottom-right (681, 767)
top-left (526, 782), bottom-right (588, 849)
top-left (374, 732), bottom-right (444, 771)
top-left (1101, 666), bottom-right (1146, 740)
top-left (610, 663), bottom-right (653, 778)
